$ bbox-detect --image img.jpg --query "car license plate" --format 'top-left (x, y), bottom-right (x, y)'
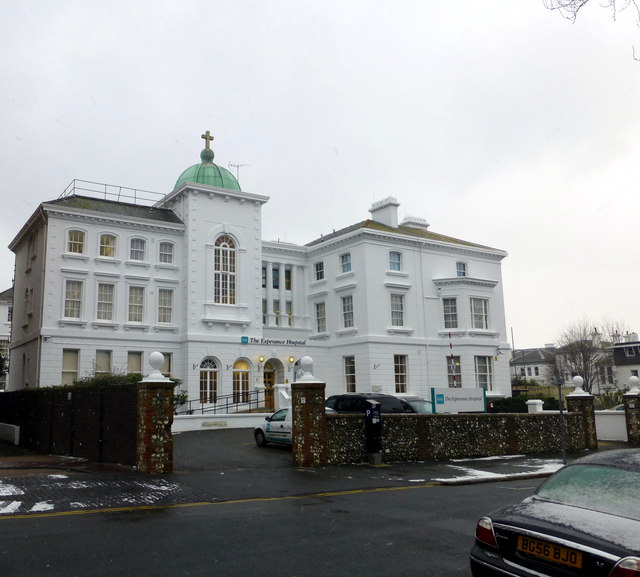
top-left (517, 535), bottom-right (582, 569)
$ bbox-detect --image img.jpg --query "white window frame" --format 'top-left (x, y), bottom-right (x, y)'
top-left (344, 355), bottom-right (356, 392)
top-left (447, 355), bottom-right (461, 387)
top-left (159, 241), bottom-right (174, 264)
top-left (314, 261), bottom-right (324, 281)
top-left (67, 230), bottom-right (85, 254)
top-left (127, 286), bottom-right (145, 323)
top-left (394, 354), bottom-right (408, 393)
top-left (470, 298), bottom-right (489, 330)
top-left (157, 288), bottom-right (173, 325)
top-left (389, 251), bottom-right (402, 272)
top-left (96, 282), bottom-right (115, 321)
top-left (95, 350), bottom-right (112, 376)
top-left (99, 234), bottom-right (117, 258)
top-left (127, 351), bottom-right (143, 374)
top-left (64, 280), bottom-right (83, 319)
top-left (340, 252), bottom-right (352, 274)
top-left (474, 356), bottom-right (493, 390)
top-left (129, 238), bottom-right (146, 261)
top-left (315, 301), bottom-right (326, 333)
top-left (341, 295), bottom-right (354, 328)
top-left (443, 298), bottom-right (458, 329)
top-left (62, 349), bottom-right (79, 385)
top-left (214, 235), bottom-right (236, 305)
top-left (456, 261), bottom-right (467, 277)
top-left (390, 293), bottom-right (404, 327)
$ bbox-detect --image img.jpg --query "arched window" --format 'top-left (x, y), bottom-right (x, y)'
top-left (130, 238), bottom-right (146, 261)
top-left (214, 235), bottom-right (236, 304)
top-left (233, 359), bottom-right (250, 404)
top-left (199, 358), bottom-right (218, 403)
top-left (159, 241), bottom-right (174, 264)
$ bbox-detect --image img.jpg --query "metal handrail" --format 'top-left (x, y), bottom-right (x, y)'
top-left (59, 179), bottom-right (165, 206)
top-left (175, 389), bottom-right (268, 415)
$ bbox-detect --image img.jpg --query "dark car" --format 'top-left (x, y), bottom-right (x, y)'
top-left (470, 449), bottom-right (640, 577)
top-left (325, 393), bottom-right (429, 414)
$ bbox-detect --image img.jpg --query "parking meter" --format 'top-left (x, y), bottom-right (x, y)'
top-left (365, 399), bottom-right (382, 463)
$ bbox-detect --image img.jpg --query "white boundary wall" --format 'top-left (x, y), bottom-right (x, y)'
top-left (173, 413), bottom-right (269, 433)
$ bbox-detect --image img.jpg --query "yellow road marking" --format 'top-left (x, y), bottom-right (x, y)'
top-left (0, 482), bottom-right (439, 520)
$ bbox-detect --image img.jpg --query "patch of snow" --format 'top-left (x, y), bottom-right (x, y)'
top-left (70, 502), bottom-right (88, 508)
top-left (0, 501), bottom-right (22, 514)
top-left (30, 501), bottom-right (54, 512)
top-left (0, 484), bottom-right (25, 496)
top-left (47, 474), bottom-right (69, 479)
top-left (451, 455), bottom-right (526, 462)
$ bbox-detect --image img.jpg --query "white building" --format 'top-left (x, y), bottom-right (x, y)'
top-left (7, 133), bottom-right (512, 406)
top-left (0, 287), bottom-right (12, 389)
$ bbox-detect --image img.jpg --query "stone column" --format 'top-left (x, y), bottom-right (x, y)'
top-left (291, 357), bottom-right (328, 467)
top-left (566, 376), bottom-right (597, 450)
top-left (136, 352), bottom-right (174, 474)
top-left (623, 376), bottom-right (640, 446)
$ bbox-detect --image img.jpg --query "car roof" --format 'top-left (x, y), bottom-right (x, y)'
top-left (569, 448), bottom-right (640, 471)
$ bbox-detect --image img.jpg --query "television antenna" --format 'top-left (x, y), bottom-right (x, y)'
top-left (229, 162), bottom-right (249, 181)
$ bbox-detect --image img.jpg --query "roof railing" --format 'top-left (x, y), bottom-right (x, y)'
top-left (59, 179), bottom-right (165, 206)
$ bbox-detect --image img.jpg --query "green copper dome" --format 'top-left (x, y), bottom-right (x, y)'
top-left (174, 135), bottom-right (241, 191)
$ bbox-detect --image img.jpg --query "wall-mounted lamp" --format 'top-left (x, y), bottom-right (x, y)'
top-left (288, 356), bottom-right (296, 364)
top-left (258, 356), bottom-right (265, 363)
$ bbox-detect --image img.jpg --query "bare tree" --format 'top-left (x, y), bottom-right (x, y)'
top-left (543, 0), bottom-right (640, 22)
top-left (554, 319), bottom-right (612, 393)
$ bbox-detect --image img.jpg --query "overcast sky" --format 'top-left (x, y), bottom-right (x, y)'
top-left (1, 1), bottom-right (639, 349)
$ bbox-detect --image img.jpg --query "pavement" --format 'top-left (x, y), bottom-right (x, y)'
top-left (0, 432), bottom-right (630, 518)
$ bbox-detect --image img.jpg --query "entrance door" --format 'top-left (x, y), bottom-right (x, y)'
top-left (263, 362), bottom-right (275, 411)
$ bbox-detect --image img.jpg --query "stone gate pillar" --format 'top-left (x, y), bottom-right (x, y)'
top-left (291, 356), bottom-right (328, 467)
top-left (136, 352), bottom-right (174, 474)
top-left (623, 376), bottom-right (640, 446)
top-left (566, 376), bottom-right (597, 450)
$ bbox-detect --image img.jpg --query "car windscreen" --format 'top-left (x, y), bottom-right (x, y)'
top-left (404, 399), bottom-right (432, 414)
top-left (536, 464), bottom-right (640, 521)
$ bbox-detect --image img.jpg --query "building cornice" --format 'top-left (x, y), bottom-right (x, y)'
top-left (433, 277), bottom-right (499, 289)
top-left (44, 206), bottom-right (186, 235)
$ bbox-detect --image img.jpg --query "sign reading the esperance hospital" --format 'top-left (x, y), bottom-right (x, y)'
top-left (430, 387), bottom-right (486, 414)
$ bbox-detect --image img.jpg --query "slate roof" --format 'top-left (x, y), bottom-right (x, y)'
top-left (0, 287), bottom-right (13, 301)
top-left (306, 219), bottom-right (499, 251)
top-left (44, 195), bottom-right (183, 224)
top-left (510, 348), bottom-right (557, 364)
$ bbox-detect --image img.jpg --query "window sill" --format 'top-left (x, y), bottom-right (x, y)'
top-left (387, 327), bottom-right (413, 335)
top-left (336, 328), bottom-right (358, 337)
top-left (95, 257), bottom-right (122, 265)
top-left (309, 332), bottom-right (330, 340)
top-left (62, 253), bottom-right (90, 262)
top-left (124, 323), bottom-right (150, 332)
top-left (125, 260), bottom-right (150, 269)
top-left (92, 322), bottom-right (119, 330)
top-left (58, 319), bottom-right (87, 328)
top-left (154, 325), bottom-right (179, 333)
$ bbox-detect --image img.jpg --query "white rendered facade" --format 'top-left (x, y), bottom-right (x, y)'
top-left (7, 144), bottom-right (512, 403)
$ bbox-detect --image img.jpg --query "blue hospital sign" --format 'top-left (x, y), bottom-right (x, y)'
top-left (241, 336), bottom-right (249, 344)
top-left (436, 394), bottom-right (445, 405)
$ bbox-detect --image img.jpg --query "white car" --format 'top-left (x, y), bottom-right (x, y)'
top-left (254, 408), bottom-right (292, 447)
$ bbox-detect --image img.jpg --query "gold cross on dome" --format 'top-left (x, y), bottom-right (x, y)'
top-left (201, 130), bottom-right (214, 150)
